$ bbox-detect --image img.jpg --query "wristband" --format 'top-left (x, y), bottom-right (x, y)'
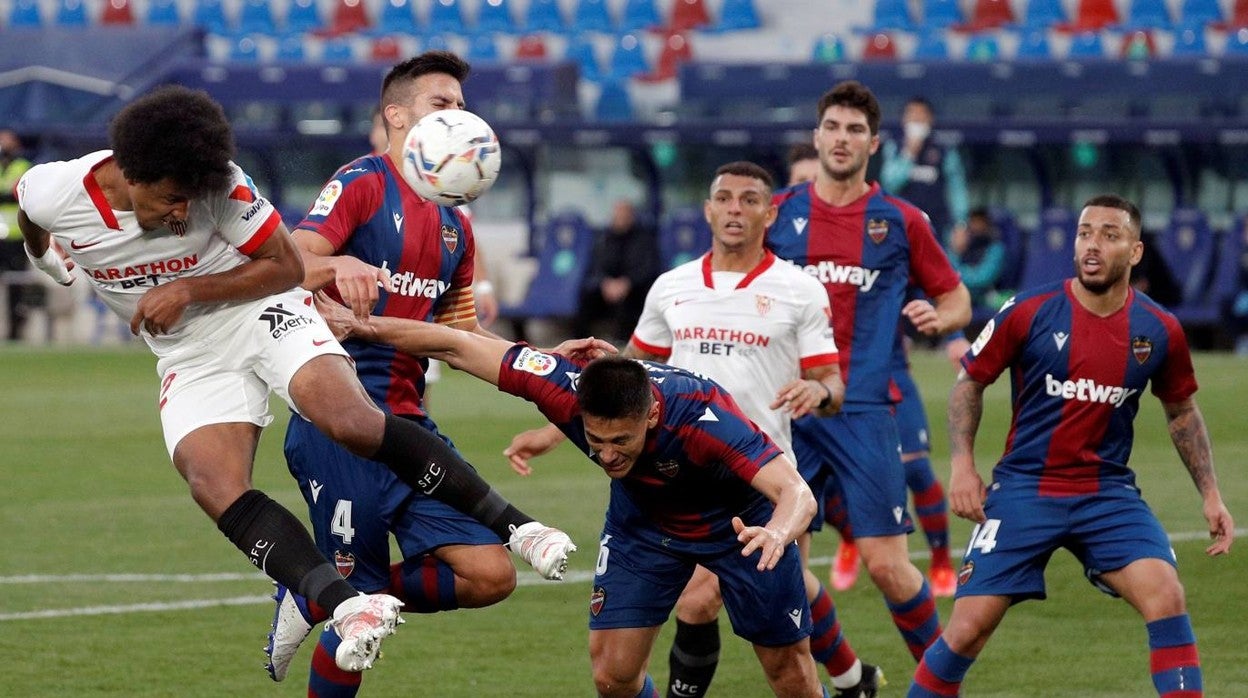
top-left (25, 243), bottom-right (74, 285)
top-left (473, 280), bottom-right (495, 295)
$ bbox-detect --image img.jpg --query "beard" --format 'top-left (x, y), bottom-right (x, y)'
top-left (1075, 259), bottom-right (1129, 294)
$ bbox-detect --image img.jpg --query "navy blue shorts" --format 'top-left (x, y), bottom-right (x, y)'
top-left (283, 413), bottom-right (500, 593)
top-left (892, 369), bottom-right (931, 456)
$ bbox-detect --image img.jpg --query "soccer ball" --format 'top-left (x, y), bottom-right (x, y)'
top-left (400, 109), bottom-right (502, 206)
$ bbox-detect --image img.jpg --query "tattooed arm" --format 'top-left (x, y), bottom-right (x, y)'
top-left (1163, 397), bottom-right (1234, 556)
top-left (947, 370), bottom-right (989, 523)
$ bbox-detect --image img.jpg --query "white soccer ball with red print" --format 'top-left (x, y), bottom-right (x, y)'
top-left (400, 109), bottom-right (501, 206)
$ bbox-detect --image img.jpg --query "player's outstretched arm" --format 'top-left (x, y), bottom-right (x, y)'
top-left (293, 228), bottom-right (394, 322)
top-left (16, 209), bottom-right (75, 285)
top-left (735, 455), bottom-right (816, 571)
top-left (947, 371), bottom-right (989, 523)
top-left (504, 424), bottom-right (567, 476)
top-left (1163, 397), bottom-right (1234, 555)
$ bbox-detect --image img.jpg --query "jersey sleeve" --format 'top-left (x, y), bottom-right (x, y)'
top-left (902, 205), bottom-right (962, 299)
top-left (961, 295), bottom-right (1031, 385)
top-left (1152, 314), bottom-right (1199, 403)
top-left (795, 273), bottom-right (839, 371)
top-left (297, 161), bottom-right (383, 251)
top-left (209, 164), bottom-right (282, 255)
top-left (15, 162), bottom-right (70, 231)
top-left (629, 272), bottom-right (674, 358)
top-left (678, 389), bottom-right (783, 483)
top-left (497, 344), bottom-right (584, 426)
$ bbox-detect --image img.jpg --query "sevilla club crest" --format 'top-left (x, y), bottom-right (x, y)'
top-left (867, 219), bottom-right (889, 244)
top-left (755, 294), bottom-right (773, 317)
top-left (1131, 336), bottom-right (1153, 364)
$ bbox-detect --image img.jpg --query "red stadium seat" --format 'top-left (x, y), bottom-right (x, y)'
top-left (640, 31), bottom-right (692, 81)
top-left (1067, 0), bottom-right (1119, 30)
top-left (370, 35), bottom-right (401, 61)
top-left (514, 34), bottom-right (548, 60)
top-left (861, 31), bottom-right (897, 61)
top-left (330, 0), bottom-right (371, 34)
top-left (100, 0), bottom-right (135, 24)
top-left (1232, 0), bottom-right (1248, 27)
top-left (965, 0), bottom-right (1013, 29)
top-left (668, 0), bottom-right (710, 31)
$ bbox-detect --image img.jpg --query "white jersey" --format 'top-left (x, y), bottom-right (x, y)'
top-left (631, 251), bottom-right (838, 459)
top-left (16, 150), bottom-right (282, 353)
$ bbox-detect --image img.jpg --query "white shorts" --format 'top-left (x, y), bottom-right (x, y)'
top-left (154, 289), bottom-right (350, 458)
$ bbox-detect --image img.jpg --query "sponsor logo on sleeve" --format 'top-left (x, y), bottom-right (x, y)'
top-left (512, 347), bottom-right (557, 376)
top-left (969, 318), bottom-right (995, 356)
top-left (310, 180), bottom-right (343, 216)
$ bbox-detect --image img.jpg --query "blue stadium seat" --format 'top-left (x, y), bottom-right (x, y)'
top-left (145, 0), bottom-right (180, 25)
top-left (284, 0), bottom-right (322, 34)
top-left (989, 208), bottom-right (1026, 291)
top-left (375, 0), bottom-right (418, 35)
top-left (565, 34), bottom-right (603, 81)
top-left (1226, 27), bottom-right (1248, 55)
top-left (1019, 0), bottom-right (1067, 28)
top-left (1019, 207), bottom-right (1076, 292)
top-left (499, 212), bottom-right (596, 321)
top-left (607, 33), bottom-right (650, 79)
top-left (8, 0), bottom-right (43, 27)
top-left (238, 0), bottom-right (277, 36)
top-left (321, 37), bottom-right (356, 61)
top-left (467, 33), bottom-right (500, 62)
top-left (1158, 208), bottom-right (1217, 309)
top-left (868, 0), bottom-right (914, 32)
top-left (476, 0), bottom-right (516, 33)
top-left (1067, 30), bottom-right (1105, 58)
top-left (811, 33), bottom-right (846, 62)
top-left (712, 0), bottom-right (761, 31)
top-left (1014, 28), bottom-right (1054, 59)
top-left (1178, 0), bottom-right (1224, 25)
top-left (1124, 0), bottom-right (1172, 29)
top-left (659, 207), bottom-right (712, 270)
top-left (594, 78), bottom-right (633, 120)
top-left (619, 0), bottom-right (661, 33)
top-left (1207, 220), bottom-right (1248, 319)
top-left (912, 29), bottom-right (950, 59)
top-left (524, 0), bottom-right (565, 32)
top-left (276, 33), bottom-right (307, 60)
top-left (1170, 24), bottom-right (1208, 56)
top-left (423, 33), bottom-right (451, 51)
top-left (965, 33), bottom-right (1001, 61)
top-left (428, 0), bottom-right (466, 34)
top-left (193, 0), bottom-right (231, 34)
top-left (923, 0), bottom-right (964, 29)
top-left (54, 0), bottom-right (88, 27)
top-left (572, 0), bottom-right (614, 33)
top-left (230, 34), bottom-right (263, 62)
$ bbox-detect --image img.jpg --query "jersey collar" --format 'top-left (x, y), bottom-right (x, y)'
top-left (700, 249), bottom-right (776, 290)
top-left (83, 155), bottom-right (121, 230)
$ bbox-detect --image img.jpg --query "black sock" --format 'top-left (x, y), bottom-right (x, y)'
top-left (216, 489), bottom-right (357, 613)
top-left (667, 619), bottom-right (721, 698)
top-left (372, 413), bottom-right (533, 541)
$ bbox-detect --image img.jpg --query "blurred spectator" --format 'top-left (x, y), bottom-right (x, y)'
top-left (572, 199), bottom-right (659, 342)
top-left (1229, 221), bottom-right (1248, 356)
top-left (786, 142), bottom-right (819, 186)
top-left (0, 129), bottom-right (34, 340)
top-left (880, 97), bottom-right (968, 244)
top-left (948, 208), bottom-right (1007, 309)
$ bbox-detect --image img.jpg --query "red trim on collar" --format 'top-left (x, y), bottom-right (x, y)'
top-left (83, 157), bottom-right (122, 230)
top-left (701, 249), bottom-right (777, 290)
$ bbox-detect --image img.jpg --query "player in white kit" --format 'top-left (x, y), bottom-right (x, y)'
top-left (14, 86), bottom-right (570, 675)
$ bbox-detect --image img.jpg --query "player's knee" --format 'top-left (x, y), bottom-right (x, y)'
top-left (454, 549), bottom-right (517, 606)
top-left (674, 582), bottom-right (722, 623)
top-left (862, 552), bottom-right (911, 592)
top-left (590, 661), bottom-right (642, 697)
top-left (756, 644), bottom-right (818, 693)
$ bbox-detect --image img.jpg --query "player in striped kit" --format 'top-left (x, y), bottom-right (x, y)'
top-left (908, 195), bottom-right (1235, 697)
top-left (768, 81), bottom-right (971, 662)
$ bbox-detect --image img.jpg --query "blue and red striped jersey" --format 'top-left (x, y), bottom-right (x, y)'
top-left (299, 153), bottom-right (476, 417)
top-left (497, 345), bottom-right (784, 544)
top-left (962, 280), bottom-right (1198, 496)
top-left (768, 182), bottom-right (961, 409)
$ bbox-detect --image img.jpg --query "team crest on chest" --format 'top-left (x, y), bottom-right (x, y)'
top-left (655, 460), bottom-right (680, 478)
top-left (867, 219), bottom-right (889, 244)
top-left (1131, 336), bottom-right (1153, 364)
top-left (441, 225), bottom-right (459, 253)
top-left (755, 294), bottom-right (773, 316)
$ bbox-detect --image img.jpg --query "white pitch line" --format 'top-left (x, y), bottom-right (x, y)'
top-left (2, 528), bottom-right (1240, 622)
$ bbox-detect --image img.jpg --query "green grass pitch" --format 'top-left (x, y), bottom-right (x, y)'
top-left (1, 346), bottom-right (1245, 696)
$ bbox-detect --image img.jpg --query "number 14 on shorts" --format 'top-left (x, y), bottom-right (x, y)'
top-left (966, 518), bottom-right (1001, 555)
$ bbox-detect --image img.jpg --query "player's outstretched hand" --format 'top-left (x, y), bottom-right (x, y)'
top-left (129, 281), bottom-right (193, 336)
top-left (313, 291), bottom-right (360, 342)
top-left (333, 256), bottom-right (395, 322)
top-left (504, 424), bottom-right (566, 476)
top-left (547, 337), bottom-right (618, 363)
top-left (1204, 501), bottom-right (1234, 556)
top-left (770, 378), bottom-right (826, 419)
top-left (948, 462), bottom-right (988, 524)
top-left (902, 298), bottom-right (941, 336)
top-left (733, 516), bottom-right (786, 571)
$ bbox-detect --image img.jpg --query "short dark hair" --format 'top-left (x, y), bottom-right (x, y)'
top-left (109, 85), bottom-right (234, 198)
top-left (816, 80), bottom-right (881, 135)
top-left (786, 143), bottom-right (818, 166)
top-left (381, 51), bottom-right (471, 108)
top-left (713, 160), bottom-right (774, 192)
top-left (1083, 194), bottom-right (1142, 237)
top-left (577, 357), bottom-right (653, 420)
top-left (906, 96), bottom-right (934, 114)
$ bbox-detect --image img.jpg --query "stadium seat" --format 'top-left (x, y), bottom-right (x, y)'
top-left (912, 29), bottom-right (950, 59)
top-left (607, 33), bottom-right (650, 79)
top-left (867, 0), bottom-right (914, 32)
top-left (594, 78), bottom-right (634, 120)
top-left (1019, 207), bottom-right (1076, 292)
top-left (54, 0), bottom-right (88, 27)
top-left (563, 34), bottom-right (599, 77)
top-left (230, 34), bottom-right (263, 61)
top-left (1119, 29), bottom-right (1156, 58)
top-left (668, 0), bottom-right (710, 31)
top-left (374, 0), bottom-right (417, 35)
top-left (1018, 0), bottom-right (1067, 29)
top-left (1124, 0), bottom-right (1172, 29)
top-left (238, 0), bottom-right (277, 36)
top-left (965, 0), bottom-right (1014, 29)
top-left (7, 0), bottom-right (43, 27)
top-left (1171, 24), bottom-right (1208, 56)
top-left (192, 0), bottom-right (230, 34)
top-left (329, 0), bottom-right (371, 34)
top-left (1014, 28), bottom-right (1054, 58)
top-left (100, 0), bottom-right (135, 25)
top-left (523, 0), bottom-right (564, 32)
top-left (285, 0), bottom-right (322, 34)
top-left (711, 0), bottom-right (761, 31)
top-left (476, 0), bottom-right (516, 34)
top-left (1157, 208), bottom-right (1218, 309)
top-left (1206, 220), bottom-right (1248, 319)
top-left (861, 31), bottom-right (898, 60)
top-left (922, 0), bottom-right (964, 29)
top-left (659, 207), bottom-right (711, 269)
top-left (1225, 27), bottom-right (1248, 54)
top-left (428, 0), bottom-right (466, 34)
top-left (516, 33), bottom-right (550, 60)
top-left (572, 0), bottom-right (614, 33)
top-left (965, 33), bottom-right (1001, 61)
top-left (1066, 30), bottom-right (1105, 58)
top-left (276, 33), bottom-right (307, 60)
top-left (322, 36), bottom-right (356, 61)
top-left (989, 208), bottom-right (1026, 291)
top-left (145, 0), bottom-right (180, 26)
top-left (1176, 0), bottom-right (1222, 26)
top-left (811, 33), bottom-right (847, 62)
top-left (467, 32), bottom-right (500, 62)
top-left (370, 34), bottom-right (402, 61)
top-left (499, 212), bottom-right (596, 322)
top-left (1067, 0), bottom-right (1119, 30)
top-left (423, 33), bottom-right (451, 51)
top-left (1230, 0), bottom-right (1248, 26)
top-left (619, 0), bottom-right (661, 33)
top-left (641, 31), bottom-right (692, 81)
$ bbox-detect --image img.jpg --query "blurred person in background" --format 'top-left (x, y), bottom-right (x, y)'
top-left (0, 128), bottom-right (34, 340)
top-left (948, 207), bottom-right (1007, 311)
top-left (880, 97), bottom-right (968, 247)
top-left (573, 199), bottom-right (659, 344)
